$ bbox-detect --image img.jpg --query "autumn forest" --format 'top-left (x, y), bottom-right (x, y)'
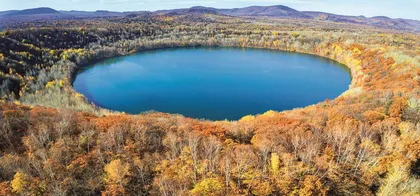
top-left (0, 6), bottom-right (419, 196)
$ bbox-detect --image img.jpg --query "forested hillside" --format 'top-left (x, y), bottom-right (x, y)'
top-left (0, 13), bottom-right (419, 195)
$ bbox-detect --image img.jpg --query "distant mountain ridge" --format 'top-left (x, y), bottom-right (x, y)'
top-left (0, 5), bottom-right (419, 32)
top-left (155, 6), bottom-right (217, 16)
top-left (5, 7), bottom-right (60, 16)
top-left (218, 5), bottom-right (310, 18)
top-left (0, 10), bottom-right (18, 16)
top-left (153, 5), bottom-right (420, 32)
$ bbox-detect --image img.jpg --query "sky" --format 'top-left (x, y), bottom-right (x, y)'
top-left (1, 0), bottom-right (419, 20)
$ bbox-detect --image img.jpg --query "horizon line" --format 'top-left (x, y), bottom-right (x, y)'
top-left (0, 4), bottom-right (417, 21)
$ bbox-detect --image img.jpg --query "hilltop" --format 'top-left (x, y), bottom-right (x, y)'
top-left (218, 5), bottom-right (310, 18)
top-left (5, 7), bottom-right (60, 16)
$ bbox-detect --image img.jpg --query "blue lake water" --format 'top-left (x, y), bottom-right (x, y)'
top-left (73, 47), bottom-right (351, 120)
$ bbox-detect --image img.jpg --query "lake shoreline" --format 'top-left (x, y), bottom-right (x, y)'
top-left (73, 47), bottom-right (352, 120)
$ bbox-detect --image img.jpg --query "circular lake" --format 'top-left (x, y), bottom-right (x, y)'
top-left (73, 47), bottom-right (351, 120)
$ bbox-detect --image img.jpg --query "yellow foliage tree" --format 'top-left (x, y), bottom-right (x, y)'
top-left (251, 181), bottom-right (273, 195)
top-left (299, 175), bottom-right (328, 196)
top-left (190, 178), bottom-right (224, 196)
top-left (58, 80), bottom-right (65, 88)
top-left (262, 110), bottom-right (276, 117)
top-left (239, 115), bottom-right (255, 123)
top-left (11, 171), bottom-right (29, 194)
top-left (271, 153), bottom-right (280, 175)
top-left (45, 81), bottom-right (56, 88)
top-left (104, 159), bottom-right (130, 185)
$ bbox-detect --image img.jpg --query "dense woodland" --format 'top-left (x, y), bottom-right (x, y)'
top-left (0, 14), bottom-right (419, 195)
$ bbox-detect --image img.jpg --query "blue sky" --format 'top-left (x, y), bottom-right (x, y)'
top-left (1, 0), bottom-right (419, 20)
